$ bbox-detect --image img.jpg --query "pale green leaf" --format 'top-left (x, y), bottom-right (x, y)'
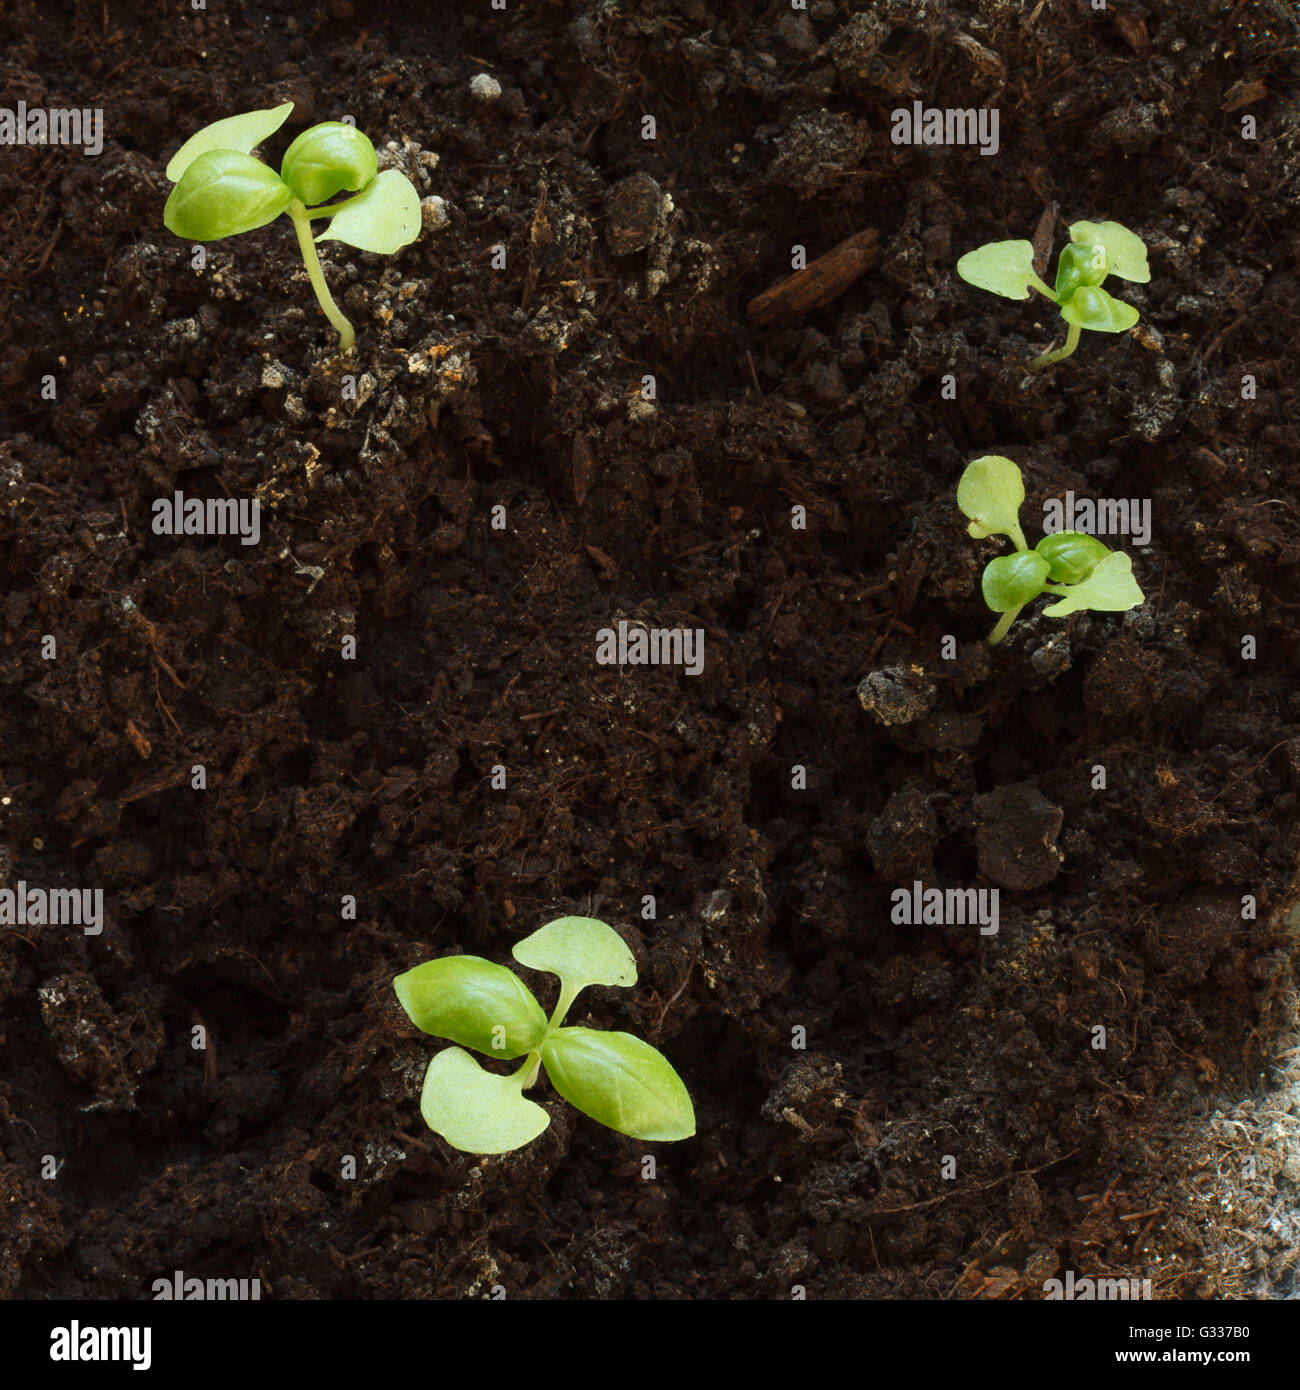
top-left (1069, 220), bottom-right (1150, 283)
top-left (281, 121), bottom-right (377, 206)
top-left (1034, 531), bottom-right (1111, 584)
top-left (1059, 285), bottom-right (1140, 333)
top-left (419, 1047), bottom-right (550, 1154)
top-left (1042, 551), bottom-right (1145, 617)
top-left (163, 150), bottom-right (292, 241)
top-left (955, 240), bottom-right (1040, 300)
top-left (981, 551), bottom-right (1049, 613)
top-left (316, 169), bottom-right (421, 254)
top-left (957, 455), bottom-right (1028, 549)
top-left (512, 916), bottom-right (637, 997)
top-left (541, 1028), bottom-right (695, 1141)
top-left (393, 956), bottom-right (546, 1058)
top-left (1053, 241), bottom-right (1107, 301)
top-left (165, 102), bottom-right (295, 183)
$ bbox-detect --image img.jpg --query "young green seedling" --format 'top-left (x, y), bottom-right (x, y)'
top-left (393, 916), bottom-right (696, 1154)
top-left (957, 455), bottom-right (1145, 645)
top-left (162, 103), bottom-right (421, 350)
top-left (956, 220), bottom-right (1150, 368)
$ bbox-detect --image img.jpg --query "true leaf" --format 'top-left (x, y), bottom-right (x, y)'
top-left (163, 150), bottom-right (292, 241)
top-left (316, 169), bottom-right (421, 254)
top-left (541, 1028), bottom-right (695, 1142)
top-left (512, 916), bottom-right (637, 997)
top-left (1053, 241), bottom-right (1108, 301)
top-left (393, 956), bottom-right (547, 1058)
top-left (420, 1047), bottom-right (550, 1154)
top-left (981, 550), bottom-right (1049, 612)
top-left (281, 121), bottom-right (378, 207)
top-left (1042, 551), bottom-right (1144, 616)
top-left (165, 102), bottom-right (294, 183)
top-left (957, 455), bottom-right (1028, 549)
top-left (1059, 285), bottom-right (1140, 333)
top-left (1069, 220), bottom-right (1150, 284)
top-left (955, 240), bottom-right (1041, 300)
top-left (1035, 531), bottom-right (1111, 584)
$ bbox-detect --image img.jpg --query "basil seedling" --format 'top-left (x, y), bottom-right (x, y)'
top-left (956, 220), bottom-right (1150, 368)
top-left (957, 455), bottom-right (1145, 645)
top-left (163, 103), bottom-right (421, 350)
top-left (394, 917), bottom-right (696, 1154)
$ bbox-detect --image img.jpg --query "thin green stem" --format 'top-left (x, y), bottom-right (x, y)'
top-left (1030, 322), bottom-right (1082, 369)
top-left (287, 199), bottom-right (354, 350)
top-left (1027, 276), bottom-right (1058, 302)
top-left (548, 982), bottom-right (581, 1034)
top-left (513, 1051), bottom-right (542, 1090)
top-left (513, 980), bottom-right (583, 1094)
top-left (987, 606), bottom-right (1023, 645)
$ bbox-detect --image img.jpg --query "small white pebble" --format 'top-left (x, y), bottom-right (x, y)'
top-left (470, 73), bottom-right (502, 102)
top-left (421, 196), bottom-right (451, 232)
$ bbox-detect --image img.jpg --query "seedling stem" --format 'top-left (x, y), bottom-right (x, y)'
top-left (510, 978), bottom-right (582, 1091)
top-left (514, 1052), bottom-right (543, 1089)
top-left (1030, 323), bottom-right (1082, 368)
top-left (288, 199), bottom-right (354, 350)
top-left (987, 607), bottom-right (1022, 646)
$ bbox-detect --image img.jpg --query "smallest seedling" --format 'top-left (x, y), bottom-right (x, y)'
top-left (957, 455), bottom-right (1145, 645)
top-left (394, 916), bottom-right (696, 1154)
top-left (956, 219), bottom-right (1150, 368)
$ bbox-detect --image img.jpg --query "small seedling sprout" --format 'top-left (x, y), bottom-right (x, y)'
top-left (162, 103), bottom-right (421, 349)
top-left (393, 916), bottom-right (696, 1154)
top-left (956, 220), bottom-right (1150, 368)
top-left (957, 455), bottom-right (1145, 644)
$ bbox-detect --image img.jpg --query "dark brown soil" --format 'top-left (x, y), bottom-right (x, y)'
top-left (2, 0), bottom-right (1299, 1300)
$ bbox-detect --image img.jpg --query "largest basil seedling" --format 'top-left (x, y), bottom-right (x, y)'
top-left (958, 455), bottom-right (1145, 644)
top-left (163, 103), bottom-right (421, 350)
top-left (956, 220), bottom-right (1150, 368)
top-left (394, 917), bottom-right (696, 1154)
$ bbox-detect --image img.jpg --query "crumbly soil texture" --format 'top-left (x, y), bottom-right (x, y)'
top-left (2, 0), bottom-right (1299, 1301)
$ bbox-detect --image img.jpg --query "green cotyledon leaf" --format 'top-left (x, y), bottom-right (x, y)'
top-left (981, 550), bottom-right (1049, 612)
top-left (1054, 241), bottom-right (1108, 301)
top-left (163, 150), bottom-right (292, 240)
top-left (281, 121), bottom-right (378, 206)
top-left (393, 956), bottom-right (547, 1058)
top-left (957, 455), bottom-right (1029, 550)
top-left (1059, 285), bottom-right (1139, 334)
top-left (1034, 531), bottom-right (1111, 584)
top-left (165, 102), bottom-right (294, 183)
top-left (955, 240), bottom-right (1041, 300)
top-left (541, 1028), bottom-right (695, 1141)
top-left (315, 169), bottom-right (421, 254)
top-left (1042, 551), bottom-right (1145, 616)
top-left (512, 916), bottom-right (637, 1003)
top-left (419, 1047), bottom-right (550, 1154)
top-left (1068, 220), bottom-right (1150, 284)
